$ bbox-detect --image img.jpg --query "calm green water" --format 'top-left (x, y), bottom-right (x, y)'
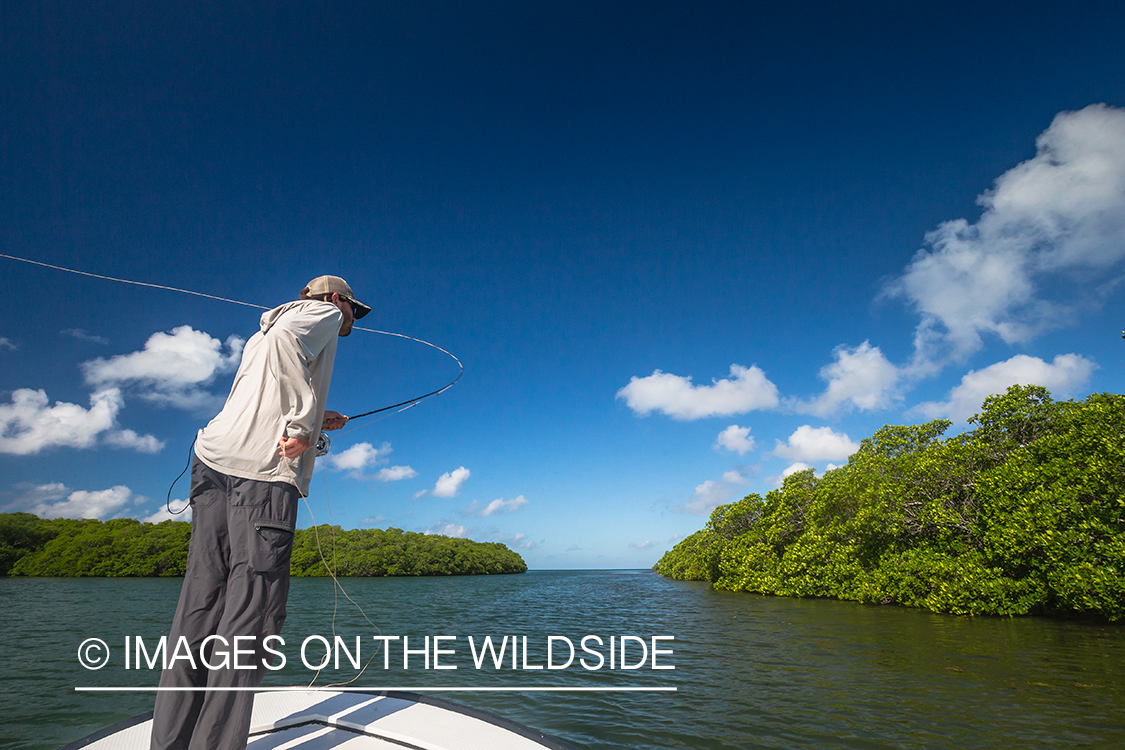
top-left (1, 571), bottom-right (1123, 749)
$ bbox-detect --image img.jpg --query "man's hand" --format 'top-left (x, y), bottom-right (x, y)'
top-left (278, 436), bottom-right (311, 458)
top-left (322, 411), bottom-right (349, 431)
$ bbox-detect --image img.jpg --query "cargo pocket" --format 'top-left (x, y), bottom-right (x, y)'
top-left (188, 457), bottom-right (223, 508)
top-left (250, 520), bottom-right (295, 575)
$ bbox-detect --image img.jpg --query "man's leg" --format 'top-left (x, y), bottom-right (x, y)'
top-left (150, 458), bottom-right (232, 750)
top-left (186, 476), bottom-right (299, 750)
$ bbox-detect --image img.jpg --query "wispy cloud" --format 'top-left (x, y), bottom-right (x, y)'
top-left (617, 364), bottom-right (779, 420)
top-left (82, 326), bottom-right (244, 413)
top-left (464, 495), bottom-right (529, 517)
top-left (490, 531), bottom-right (537, 550)
top-left (629, 540), bottom-right (653, 550)
top-left (884, 104), bottom-right (1125, 371)
top-left (766, 462), bottom-right (813, 489)
top-left (61, 328), bottom-right (109, 345)
top-left (676, 479), bottom-right (729, 516)
top-left (913, 353), bottom-right (1096, 422)
top-left (0, 337), bottom-right (17, 351)
top-left (721, 470), bottom-right (749, 486)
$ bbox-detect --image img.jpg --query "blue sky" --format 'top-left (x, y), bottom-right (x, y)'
top-left (2, 1), bottom-right (1123, 569)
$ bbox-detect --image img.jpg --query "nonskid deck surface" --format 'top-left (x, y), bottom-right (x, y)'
top-left (63, 690), bottom-right (580, 750)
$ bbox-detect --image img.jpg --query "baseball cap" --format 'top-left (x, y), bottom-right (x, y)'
top-left (302, 275), bottom-right (371, 319)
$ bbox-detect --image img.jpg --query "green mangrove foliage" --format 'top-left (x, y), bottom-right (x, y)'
top-left (1, 514), bottom-right (526, 577)
top-left (1, 514), bottom-right (191, 576)
top-left (289, 526), bottom-right (527, 576)
top-left (654, 387), bottom-right (1125, 619)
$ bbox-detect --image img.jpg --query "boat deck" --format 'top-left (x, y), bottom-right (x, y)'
top-left (63, 690), bottom-right (579, 750)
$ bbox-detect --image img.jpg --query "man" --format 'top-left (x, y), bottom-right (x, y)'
top-left (150, 275), bottom-right (370, 750)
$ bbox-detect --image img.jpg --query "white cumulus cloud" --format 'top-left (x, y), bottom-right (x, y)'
top-left (0, 388), bottom-right (119, 454)
top-left (324, 442), bottom-right (418, 483)
top-left (0, 387), bottom-right (158, 455)
top-left (18, 483), bottom-right (139, 520)
top-left (792, 341), bottom-right (901, 416)
top-left (617, 364), bottom-right (780, 420)
top-left (425, 522), bottom-right (468, 538)
top-left (771, 426), bottom-right (860, 462)
top-left (884, 104), bottom-right (1125, 370)
top-left (326, 441), bottom-right (393, 476)
top-left (376, 465), bottom-right (418, 482)
top-left (143, 499), bottom-right (192, 523)
top-left (105, 429), bottom-right (165, 453)
top-left (713, 424), bottom-right (755, 455)
top-left (83, 326), bottom-right (244, 412)
top-left (427, 466), bottom-right (470, 498)
top-left (630, 540), bottom-right (653, 550)
top-left (913, 353), bottom-right (1097, 422)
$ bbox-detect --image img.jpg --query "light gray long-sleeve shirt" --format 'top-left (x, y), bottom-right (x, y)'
top-left (194, 300), bottom-right (341, 495)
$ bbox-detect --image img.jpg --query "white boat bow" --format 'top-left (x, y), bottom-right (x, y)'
top-left (62, 690), bottom-right (582, 750)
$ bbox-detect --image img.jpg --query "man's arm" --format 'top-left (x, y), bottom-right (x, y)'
top-left (268, 304), bottom-right (343, 454)
top-left (277, 412), bottom-right (346, 457)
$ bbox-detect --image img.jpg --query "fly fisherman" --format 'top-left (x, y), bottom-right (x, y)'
top-left (150, 275), bottom-right (370, 750)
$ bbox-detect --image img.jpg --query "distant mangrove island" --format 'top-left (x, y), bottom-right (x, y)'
top-left (655, 386), bottom-right (1124, 620)
top-left (0, 515), bottom-right (527, 577)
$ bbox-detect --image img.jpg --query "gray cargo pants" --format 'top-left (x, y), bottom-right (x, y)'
top-left (150, 456), bottom-right (299, 750)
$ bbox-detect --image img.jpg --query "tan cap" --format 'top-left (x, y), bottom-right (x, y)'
top-left (302, 275), bottom-right (371, 319)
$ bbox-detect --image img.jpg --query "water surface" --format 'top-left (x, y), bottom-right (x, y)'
top-left (1, 571), bottom-right (1123, 749)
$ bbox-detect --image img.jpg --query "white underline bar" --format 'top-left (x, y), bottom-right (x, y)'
top-left (76, 686), bottom-right (677, 692)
